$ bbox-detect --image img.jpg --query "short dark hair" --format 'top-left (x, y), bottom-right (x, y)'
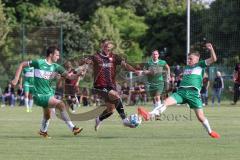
top-left (46, 46), bottom-right (59, 57)
top-left (152, 50), bottom-right (159, 54)
top-left (188, 51), bottom-right (200, 57)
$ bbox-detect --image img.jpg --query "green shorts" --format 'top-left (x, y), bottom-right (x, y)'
top-left (23, 82), bottom-right (34, 93)
top-left (148, 81), bottom-right (164, 97)
top-left (33, 94), bottom-right (54, 108)
top-left (170, 87), bottom-right (202, 109)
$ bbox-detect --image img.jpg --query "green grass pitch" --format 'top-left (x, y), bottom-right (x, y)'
top-left (0, 102), bottom-right (239, 160)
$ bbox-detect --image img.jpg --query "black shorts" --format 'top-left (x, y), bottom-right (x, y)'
top-left (92, 86), bottom-right (114, 102)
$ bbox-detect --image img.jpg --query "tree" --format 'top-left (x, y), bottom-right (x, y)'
top-left (0, 0), bottom-right (9, 46)
top-left (2, 0), bottom-right (59, 24)
top-left (88, 7), bottom-right (123, 54)
top-left (88, 7), bottom-right (147, 62)
top-left (0, 0), bottom-right (14, 86)
top-left (203, 0), bottom-right (240, 65)
top-left (32, 6), bottom-right (92, 58)
top-left (190, 0), bottom-right (240, 66)
top-left (143, 6), bottom-right (187, 64)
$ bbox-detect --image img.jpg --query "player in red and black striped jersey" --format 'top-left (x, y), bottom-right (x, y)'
top-left (80, 39), bottom-right (141, 130)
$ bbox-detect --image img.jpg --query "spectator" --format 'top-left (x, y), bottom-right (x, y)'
top-left (201, 73), bottom-right (210, 106)
top-left (81, 87), bottom-right (90, 107)
top-left (168, 73), bottom-right (176, 93)
top-left (130, 82), bottom-right (142, 105)
top-left (0, 87), bottom-right (2, 102)
top-left (121, 82), bottom-right (130, 105)
top-left (174, 65), bottom-right (182, 78)
top-left (17, 84), bottom-right (25, 106)
top-left (211, 71), bottom-right (224, 107)
top-left (55, 74), bottom-right (64, 100)
top-left (139, 83), bottom-right (147, 105)
top-left (91, 94), bottom-right (101, 107)
top-left (174, 74), bottom-right (183, 92)
top-left (232, 63), bottom-right (240, 105)
top-left (1, 82), bottom-right (15, 107)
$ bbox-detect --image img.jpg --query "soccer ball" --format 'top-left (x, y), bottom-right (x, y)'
top-left (129, 114), bottom-right (142, 127)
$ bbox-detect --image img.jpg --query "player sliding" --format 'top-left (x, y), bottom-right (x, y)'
top-left (149, 43), bottom-right (220, 138)
top-left (79, 39), bottom-right (141, 131)
top-left (12, 46), bottom-right (83, 138)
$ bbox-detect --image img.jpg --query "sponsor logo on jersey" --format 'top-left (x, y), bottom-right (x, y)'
top-left (183, 67), bottom-right (202, 76)
top-left (99, 63), bottom-right (113, 68)
top-left (34, 69), bottom-right (57, 80)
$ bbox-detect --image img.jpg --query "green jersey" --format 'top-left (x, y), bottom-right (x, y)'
top-left (180, 60), bottom-right (207, 92)
top-left (23, 67), bottom-right (34, 85)
top-left (145, 59), bottom-right (167, 84)
top-left (28, 59), bottom-right (66, 95)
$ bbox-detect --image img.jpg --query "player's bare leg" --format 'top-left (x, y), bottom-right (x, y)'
top-left (28, 94), bottom-right (33, 112)
top-left (108, 90), bottom-right (135, 128)
top-left (194, 109), bottom-right (220, 139)
top-left (48, 97), bottom-right (83, 135)
top-left (95, 90), bottom-right (135, 131)
top-left (24, 92), bottom-right (30, 112)
top-left (152, 94), bottom-right (161, 117)
top-left (95, 102), bottom-right (115, 131)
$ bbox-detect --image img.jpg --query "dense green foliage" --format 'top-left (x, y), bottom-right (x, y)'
top-left (0, 0), bottom-right (239, 85)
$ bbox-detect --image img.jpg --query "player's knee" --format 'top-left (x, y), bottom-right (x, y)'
top-left (106, 105), bottom-right (115, 113)
top-left (44, 111), bottom-right (51, 120)
top-left (112, 98), bottom-right (123, 109)
top-left (108, 90), bottom-right (120, 101)
top-left (56, 101), bottom-right (66, 111)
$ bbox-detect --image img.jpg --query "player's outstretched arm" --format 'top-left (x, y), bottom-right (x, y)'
top-left (121, 61), bottom-right (143, 76)
top-left (62, 71), bottom-right (82, 80)
top-left (205, 43), bottom-right (217, 65)
top-left (121, 61), bottom-right (138, 72)
top-left (12, 61), bottom-right (28, 86)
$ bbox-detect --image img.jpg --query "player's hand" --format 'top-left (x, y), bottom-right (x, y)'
top-left (143, 70), bottom-right (151, 75)
top-left (206, 43), bottom-right (214, 51)
top-left (11, 79), bottom-right (18, 86)
top-left (135, 70), bottom-right (143, 76)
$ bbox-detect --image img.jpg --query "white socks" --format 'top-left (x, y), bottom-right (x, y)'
top-left (25, 98), bottom-right (29, 110)
top-left (25, 98), bottom-right (33, 111)
top-left (40, 117), bottom-right (50, 132)
top-left (202, 118), bottom-right (212, 134)
top-left (29, 99), bottom-right (33, 109)
top-left (150, 104), bottom-right (166, 116)
top-left (60, 110), bottom-right (75, 130)
top-left (156, 101), bottom-right (162, 107)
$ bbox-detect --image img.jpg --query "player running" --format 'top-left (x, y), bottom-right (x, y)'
top-left (144, 50), bottom-right (170, 117)
top-left (12, 46), bottom-right (83, 138)
top-left (79, 39), bottom-right (141, 131)
top-left (149, 43), bottom-right (220, 138)
top-left (19, 66), bottom-right (34, 112)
